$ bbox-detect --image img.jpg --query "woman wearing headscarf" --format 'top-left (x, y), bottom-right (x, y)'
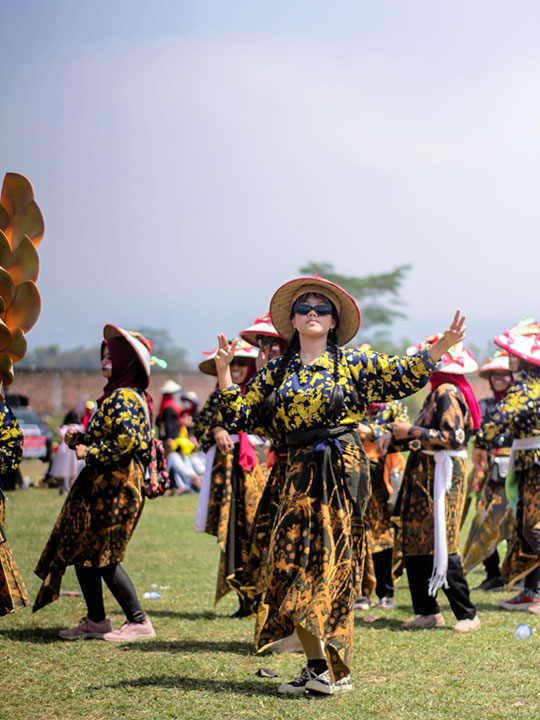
top-left (34, 326), bottom-right (156, 642)
top-left (194, 339), bottom-right (268, 617)
top-left (215, 275), bottom-right (464, 695)
top-left (462, 352), bottom-right (514, 589)
top-left (390, 340), bottom-right (481, 632)
top-left (472, 321), bottom-right (540, 612)
top-left (0, 401), bottom-right (26, 616)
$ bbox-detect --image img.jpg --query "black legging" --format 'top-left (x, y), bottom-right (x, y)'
top-left (75, 563), bottom-right (146, 624)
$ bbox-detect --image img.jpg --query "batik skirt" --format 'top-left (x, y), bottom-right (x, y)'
top-left (204, 445), bottom-right (268, 610)
top-left (0, 492), bottom-right (29, 615)
top-left (462, 472), bottom-right (515, 574)
top-left (501, 466), bottom-right (540, 587)
top-left (399, 452), bottom-right (466, 557)
top-left (254, 430), bottom-right (370, 682)
top-left (33, 458), bottom-right (145, 611)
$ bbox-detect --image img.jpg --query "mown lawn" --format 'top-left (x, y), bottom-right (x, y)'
top-left (1, 473), bottom-right (538, 720)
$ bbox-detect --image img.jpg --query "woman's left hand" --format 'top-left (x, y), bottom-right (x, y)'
top-left (75, 444), bottom-right (87, 460)
top-left (390, 422), bottom-right (412, 440)
top-left (429, 310), bottom-right (467, 361)
top-left (357, 423), bottom-right (373, 441)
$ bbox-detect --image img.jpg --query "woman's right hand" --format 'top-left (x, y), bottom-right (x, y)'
top-left (215, 334), bottom-right (237, 372)
top-left (213, 426), bottom-right (234, 453)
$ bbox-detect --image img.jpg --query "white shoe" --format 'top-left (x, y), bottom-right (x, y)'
top-left (454, 615), bottom-right (480, 632)
top-left (305, 669), bottom-right (353, 695)
top-left (353, 596), bottom-right (370, 611)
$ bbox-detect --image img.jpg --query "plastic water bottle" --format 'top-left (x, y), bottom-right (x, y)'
top-left (142, 591), bottom-right (161, 600)
top-left (514, 623), bottom-right (532, 640)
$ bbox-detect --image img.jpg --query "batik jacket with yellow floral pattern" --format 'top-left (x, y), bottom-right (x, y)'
top-left (0, 402), bottom-right (23, 477)
top-left (475, 366), bottom-right (540, 471)
top-left (80, 388), bottom-right (152, 468)
top-left (365, 400), bottom-right (409, 440)
top-left (218, 348), bottom-right (436, 438)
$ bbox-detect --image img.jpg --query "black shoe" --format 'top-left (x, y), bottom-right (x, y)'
top-left (475, 576), bottom-right (504, 591)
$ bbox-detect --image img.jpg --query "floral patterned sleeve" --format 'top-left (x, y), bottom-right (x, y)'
top-left (408, 385), bottom-right (470, 450)
top-left (368, 400), bottom-right (409, 440)
top-left (83, 388), bottom-right (152, 467)
top-left (218, 359), bottom-right (277, 433)
top-left (193, 392), bottom-right (226, 453)
top-left (347, 348), bottom-right (437, 403)
top-left (0, 402), bottom-right (23, 475)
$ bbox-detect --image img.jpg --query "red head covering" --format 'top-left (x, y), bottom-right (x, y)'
top-left (97, 336), bottom-right (154, 422)
top-left (430, 371), bottom-right (482, 430)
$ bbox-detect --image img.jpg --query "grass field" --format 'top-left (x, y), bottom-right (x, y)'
top-left (1, 464), bottom-right (538, 720)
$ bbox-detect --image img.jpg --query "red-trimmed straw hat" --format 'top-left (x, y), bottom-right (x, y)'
top-left (269, 274), bottom-right (361, 346)
top-left (240, 311), bottom-right (284, 348)
top-left (407, 335), bottom-right (479, 374)
top-left (198, 338), bottom-right (259, 376)
top-left (103, 325), bottom-right (152, 381)
top-left (494, 318), bottom-right (540, 367)
top-left (477, 351), bottom-right (510, 378)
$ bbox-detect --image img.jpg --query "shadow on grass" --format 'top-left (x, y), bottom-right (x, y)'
top-left (353, 616), bottom-right (405, 631)
top-left (0, 627), bottom-right (64, 644)
top-left (102, 674), bottom-right (324, 699)
top-left (142, 609), bottom-right (221, 621)
top-left (121, 638), bottom-right (254, 655)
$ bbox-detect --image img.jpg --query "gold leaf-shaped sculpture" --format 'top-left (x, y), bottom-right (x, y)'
top-left (0, 318), bottom-right (12, 351)
top-left (3, 281), bottom-right (41, 333)
top-left (0, 174), bottom-right (35, 217)
top-left (0, 353), bottom-right (14, 386)
top-left (0, 204), bottom-right (9, 232)
top-left (0, 171), bottom-right (44, 393)
top-left (9, 235), bottom-right (40, 284)
top-left (0, 231), bottom-right (12, 268)
top-left (0, 267), bottom-right (15, 307)
top-left (4, 200), bottom-right (45, 249)
top-left (6, 328), bottom-right (27, 362)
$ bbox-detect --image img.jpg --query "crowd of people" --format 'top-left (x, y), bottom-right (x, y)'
top-left (1, 274), bottom-right (539, 699)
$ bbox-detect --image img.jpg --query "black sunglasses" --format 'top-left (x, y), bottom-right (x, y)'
top-left (231, 357), bottom-right (252, 367)
top-left (293, 303), bottom-right (333, 316)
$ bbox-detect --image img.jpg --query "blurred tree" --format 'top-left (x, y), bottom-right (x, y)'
top-left (299, 261), bottom-right (411, 343)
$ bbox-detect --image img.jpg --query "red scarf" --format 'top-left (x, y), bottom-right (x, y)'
top-left (97, 337), bottom-right (154, 423)
top-left (429, 371), bottom-right (481, 430)
top-left (236, 361), bottom-right (258, 472)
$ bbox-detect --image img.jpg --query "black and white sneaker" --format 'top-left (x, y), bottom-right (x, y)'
top-left (278, 666), bottom-right (318, 695)
top-left (305, 669), bottom-right (353, 695)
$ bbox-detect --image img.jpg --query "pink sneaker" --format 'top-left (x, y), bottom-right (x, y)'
top-left (59, 616), bottom-right (112, 640)
top-left (499, 590), bottom-right (540, 611)
top-left (103, 618), bottom-right (156, 642)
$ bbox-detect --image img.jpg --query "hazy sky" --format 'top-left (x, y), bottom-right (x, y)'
top-left (2, 1), bottom-right (539, 364)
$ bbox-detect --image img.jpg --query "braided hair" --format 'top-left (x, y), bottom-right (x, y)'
top-left (257, 330), bottom-right (300, 426)
top-left (257, 292), bottom-right (346, 426)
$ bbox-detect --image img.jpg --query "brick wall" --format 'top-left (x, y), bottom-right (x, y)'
top-left (8, 369), bottom-right (217, 416)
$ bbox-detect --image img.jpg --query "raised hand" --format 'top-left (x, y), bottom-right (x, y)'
top-left (215, 334), bottom-right (238, 373)
top-left (429, 310), bottom-right (467, 362)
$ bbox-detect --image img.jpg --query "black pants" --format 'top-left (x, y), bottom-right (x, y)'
top-left (75, 563), bottom-right (146, 624)
top-left (373, 547), bottom-right (394, 599)
top-left (405, 554), bottom-right (476, 620)
top-left (483, 549), bottom-right (501, 578)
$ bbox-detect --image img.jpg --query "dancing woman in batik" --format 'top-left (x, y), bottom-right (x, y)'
top-left (215, 275), bottom-right (464, 696)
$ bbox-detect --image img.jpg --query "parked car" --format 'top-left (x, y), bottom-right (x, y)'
top-left (11, 406), bottom-right (53, 462)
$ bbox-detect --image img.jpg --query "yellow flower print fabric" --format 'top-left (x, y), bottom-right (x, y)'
top-left (475, 366), bottom-right (540, 471)
top-left (219, 348), bottom-right (436, 436)
top-left (82, 388), bottom-right (152, 467)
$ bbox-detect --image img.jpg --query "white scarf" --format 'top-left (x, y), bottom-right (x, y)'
top-left (425, 449), bottom-right (468, 596)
